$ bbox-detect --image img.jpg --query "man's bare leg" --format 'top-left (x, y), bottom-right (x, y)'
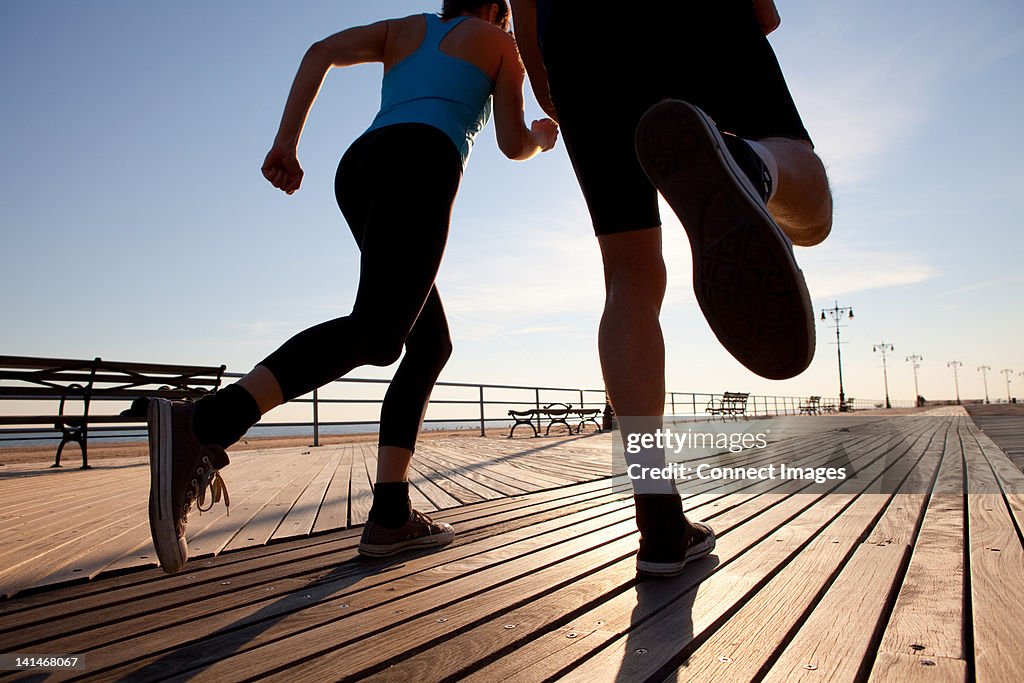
top-left (597, 226), bottom-right (673, 495)
top-left (759, 137), bottom-right (833, 247)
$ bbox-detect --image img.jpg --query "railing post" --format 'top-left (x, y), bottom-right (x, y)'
top-left (692, 393), bottom-right (697, 416)
top-left (312, 388), bottom-right (320, 448)
top-left (535, 388), bottom-right (542, 434)
top-left (579, 389), bottom-right (584, 411)
top-left (670, 392), bottom-right (676, 416)
top-left (479, 385), bottom-right (486, 437)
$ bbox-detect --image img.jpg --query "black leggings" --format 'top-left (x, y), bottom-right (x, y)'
top-left (260, 123), bottom-right (462, 451)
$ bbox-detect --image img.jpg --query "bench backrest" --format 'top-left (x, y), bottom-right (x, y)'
top-left (0, 355), bottom-right (226, 415)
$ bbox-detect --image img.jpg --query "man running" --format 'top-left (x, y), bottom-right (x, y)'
top-left (510, 0), bottom-right (833, 576)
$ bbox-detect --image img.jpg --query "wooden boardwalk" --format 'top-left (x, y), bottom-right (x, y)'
top-left (0, 412), bottom-right (1022, 681)
top-left (0, 432), bottom-right (613, 599)
top-left (966, 404), bottom-right (1024, 472)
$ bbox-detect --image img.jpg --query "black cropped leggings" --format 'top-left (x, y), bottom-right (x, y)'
top-left (260, 124), bottom-right (462, 451)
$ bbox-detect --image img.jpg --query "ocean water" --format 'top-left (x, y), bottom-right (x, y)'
top-left (0, 420), bottom-right (513, 449)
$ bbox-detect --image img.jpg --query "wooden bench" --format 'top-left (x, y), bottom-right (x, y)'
top-left (799, 395), bottom-right (822, 415)
top-left (508, 403), bottom-right (602, 438)
top-left (0, 355), bottom-right (226, 468)
top-left (706, 392), bottom-right (749, 421)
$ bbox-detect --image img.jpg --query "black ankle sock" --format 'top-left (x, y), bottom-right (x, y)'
top-left (192, 384), bottom-right (262, 449)
top-left (368, 481), bottom-right (412, 529)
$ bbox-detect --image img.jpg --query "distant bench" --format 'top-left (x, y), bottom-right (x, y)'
top-left (707, 392), bottom-right (749, 421)
top-left (0, 355), bottom-right (226, 468)
top-left (508, 403), bottom-right (602, 438)
top-left (799, 396), bottom-right (821, 415)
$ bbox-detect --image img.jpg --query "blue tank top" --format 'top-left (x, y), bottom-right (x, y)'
top-left (366, 14), bottom-right (494, 169)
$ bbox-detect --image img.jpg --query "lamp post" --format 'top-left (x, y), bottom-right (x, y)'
top-left (907, 354), bottom-right (923, 407)
top-left (873, 341), bottom-right (894, 409)
top-left (948, 360), bottom-right (962, 405)
top-left (977, 365), bottom-right (992, 404)
top-left (820, 301), bottom-right (854, 411)
top-left (1002, 369), bottom-right (1014, 403)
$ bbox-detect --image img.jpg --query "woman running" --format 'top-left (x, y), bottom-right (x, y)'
top-left (147, 0), bottom-right (558, 573)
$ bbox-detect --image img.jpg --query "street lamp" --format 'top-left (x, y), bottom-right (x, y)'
top-left (873, 340), bottom-right (894, 409)
top-left (907, 354), bottom-right (923, 407)
top-left (820, 301), bottom-right (854, 411)
top-left (978, 365), bottom-right (992, 404)
top-left (1001, 369), bottom-right (1014, 403)
top-left (948, 360), bottom-right (962, 405)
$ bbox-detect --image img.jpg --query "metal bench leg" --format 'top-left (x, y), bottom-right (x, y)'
top-left (509, 421), bottom-right (538, 438)
top-left (80, 429), bottom-right (91, 469)
top-left (52, 438), bottom-right (67, 468)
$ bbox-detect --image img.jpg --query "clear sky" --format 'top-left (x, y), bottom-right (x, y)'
top-left (2, 0), bottom-right (1023, 417)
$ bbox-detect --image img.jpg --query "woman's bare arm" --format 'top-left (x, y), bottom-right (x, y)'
top-left (491, 30), bottom-right (557, 160)
top-left (263, 21), bottom-right (389, 194)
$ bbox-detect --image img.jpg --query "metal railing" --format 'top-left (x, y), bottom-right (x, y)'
top-left (0, 369), bottom-right (908, 447)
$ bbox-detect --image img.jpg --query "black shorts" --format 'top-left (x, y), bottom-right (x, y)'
top-left (537, 0), bottom-right (812, 235)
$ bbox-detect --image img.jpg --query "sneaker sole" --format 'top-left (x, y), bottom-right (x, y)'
top-left (636, 100), bottom-right (815, 380)
top-left (357, 528), bottom-right (455, 558)
top-left (148, 398), bottom-right (187, 574)
top-left (636, 531), bottom-right (717, 577)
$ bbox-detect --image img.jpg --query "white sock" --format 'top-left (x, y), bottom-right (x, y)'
top-left (627, 446), bottom-right (677, 495)
top-left (745, 139), bottom-right (779, 202)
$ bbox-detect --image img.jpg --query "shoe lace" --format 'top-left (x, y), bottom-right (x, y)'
top-left (196, 466), bottom-right (230, 513)
top-left (409, 509), bottom-right (433, 529)
top-left (182, 452), bottom-right (231, 522)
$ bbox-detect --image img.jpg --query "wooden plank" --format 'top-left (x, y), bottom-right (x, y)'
top-left (422, 443), bottom-right (536, 494)
top-left (864, 417), bottom-right (952, 546)
top-left (272, 447), bottom-right (343, 541)
top-left (0, 477), bottom-right (627, 625)
top-left (417, 443), bottom-right (525, 497)
top-left (560, 418), bottom-right (940, 682)
top-left (409, 449), bottom-right (500, 503)
top-left (375, 487), bottom-right (871, 683)
top-left (463, 417), bottom-right (939, 682)
top-left (407, 455), bottom-right (486, 507)
top-left (266, 529), bottom-right (642, 683)
top-left (58, 502), bottom-right (640, 678)
top-left (403, 456), bottom-right (460, 512)
top-left (870, 423), bottom-right (966, 668)
top-left (1, 492), bottom-right (633, 654)
top-left (966, 420), bottom-right (1024, 534)
top-left (347, 444), bottom-right (375, 526)
top-left (412, 446), bottom-right (511, 500)
top-left (665, 422), bottom-right (946, 682)
top-left (185, 448), bottom-right (322, 557)
top-left (961, 420), bottom-right (1024, 683)
top-left (759, 544), bottom-right (909, 682)
top-left (29, 518), bottom-right (153, 590)
top-left (460, 440), bottom-right (580, 488)
top-left (473, 492), bottom-right (862, 683)
top-left (868, 652), bottom-right (967, 683)
top-left (312, 444), bottom-right (352, 533)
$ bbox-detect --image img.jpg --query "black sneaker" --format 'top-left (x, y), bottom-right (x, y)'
top-left (148, 398), bottom-right (230, 574)
top-left (358, 509), bottom-right (454, 557)
top-left (634, 494), bottom-right (716, 577)
top-left (635, 99), bottom-right (815, 380)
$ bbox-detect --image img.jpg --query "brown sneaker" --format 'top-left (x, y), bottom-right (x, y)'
top-left (148, 398), bottom-right (230, 574)
top-left (358, 509), bottom-right (454, 558)
top-left (636, 100), bottom-right (815, 380)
